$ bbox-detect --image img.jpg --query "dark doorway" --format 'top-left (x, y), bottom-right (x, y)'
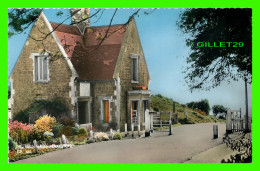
top-left (78, 101), bottom-right (90, 124)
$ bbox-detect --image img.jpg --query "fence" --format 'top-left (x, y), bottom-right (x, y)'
top-left (226, 109), bottom-right (251, 133)
top-left (152, 112), bottom-right (172, 132)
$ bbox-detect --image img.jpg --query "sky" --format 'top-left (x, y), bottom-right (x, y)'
top-left (8, 8), bottom-right (252, 116)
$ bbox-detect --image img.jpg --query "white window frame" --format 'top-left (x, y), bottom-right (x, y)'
top-left (31, 53), bottom-right (50, 83)
top-left (130, 53), bottom-right (139, 83)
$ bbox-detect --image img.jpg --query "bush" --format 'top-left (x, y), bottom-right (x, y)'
top-left (13, 100), bottom-right (69, 124)
top-left (8, 137), bottom-right (18, 150)
top-left (60, 126), bottom-right (73, 136)
top-left (72, 127), bottom-right (79, 135)
top-left (8, 121), bottom-right (34, 144)
top-left (94, 132), bottom-right (109, 142)
top-left (113, 133), bottom-right (122, 140)
top-left (35, 115), bottom-right (56, 133)
top-left (52, 123), bottom-right (64, 138)
top-left (78, 128), bottom-right (88, 138)
top-left (60, 118), bottom-right (75, 127)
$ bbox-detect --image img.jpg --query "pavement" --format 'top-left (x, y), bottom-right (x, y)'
top-left (14, 122), bottom-right (231, 163)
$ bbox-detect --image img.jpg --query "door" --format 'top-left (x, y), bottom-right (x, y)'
top-left (102, 100), bottom-right (110, 123)
top-left (78, 101), bottom-right (90, 124)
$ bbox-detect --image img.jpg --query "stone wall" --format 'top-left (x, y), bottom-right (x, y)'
top-left (10, 14), bottom-right (73, 118)
top-left (90, 81), bottom-right (118, 130)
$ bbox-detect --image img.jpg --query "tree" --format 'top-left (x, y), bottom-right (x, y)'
top-left (187, 99), bottom-right (210, 115)
top-left (212, 105), bottom-right (227, 119)
top-left (178, 8), bottom-right (252, 91)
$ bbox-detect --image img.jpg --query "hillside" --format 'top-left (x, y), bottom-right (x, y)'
top-left (150, 94), bottom-right (224, 124)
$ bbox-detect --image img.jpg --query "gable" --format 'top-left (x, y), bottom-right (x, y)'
top-left (114, 19), bottom-right (151, 85)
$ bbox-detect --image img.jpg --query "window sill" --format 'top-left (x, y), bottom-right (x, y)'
top-left (131, 80), bottom-right (139, 84)
top-left (34, 80), bottom-right (50, 84)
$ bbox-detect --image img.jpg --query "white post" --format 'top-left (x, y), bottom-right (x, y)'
top-left (150, 112), bottom-right (153, 133)
top-left (185, 108), bottom-right (188, 120)
top-left (90, 130), bottom-right (93, 141)
top-left (125, 123), bottom-right (128, 137)
top-left (145, 109), bottom-right (150, 137)
top-left (131, 124), bottom-right (134, 138)
top-left (226, 109), bottom-right (232, 133)
top-left (33, 139), bottom-right (39, 154)
top-left (213, 125), bottom-right (218, 139)
top-left (138, 124), bottom-right (140, 137)
top-left (169, 120), bottom-right (172, 135)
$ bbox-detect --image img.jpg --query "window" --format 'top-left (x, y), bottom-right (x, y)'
top-left (34, 55), bottom-right (49, 82)
top-left (102, 100), bottom-right (110, 123)
top-left (130, 54), bottom-right (139, 83)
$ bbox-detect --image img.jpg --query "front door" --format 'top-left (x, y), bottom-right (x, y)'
top-left (78, 101), bottom-right (90, 124)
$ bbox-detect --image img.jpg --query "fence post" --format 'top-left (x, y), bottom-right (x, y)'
top-left (160, 120), bottom-right (162, 131)
top-left (226, 109), bottom-right (232, 133)
top-left (33, 139), bottom-right (39, 154)
top-left (131, 124), bottom-right (134, 138)
top-left (125, 123), bottom-right (128, 137)
top-left (169, 120), bottom-right (172, 135)
top-left (145, 109), bottom-right (150, 137)
top-left (185, 108), bottom-right (188, 120)
top-left (89, 130), bottom-right (93, 141)
top-left (150, 112), bottom-right (153, 133)
top-left (213, 125), bottom-right (218, 139)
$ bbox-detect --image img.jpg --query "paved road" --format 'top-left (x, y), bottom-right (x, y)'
top-left (15, 123), bottom-right (226, 163)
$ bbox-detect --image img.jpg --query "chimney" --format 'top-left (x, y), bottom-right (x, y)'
top-left (71, 8), bottom-right (90, 35)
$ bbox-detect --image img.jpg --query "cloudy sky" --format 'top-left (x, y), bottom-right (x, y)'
top-left (8, 8), bottom-right (252, 116)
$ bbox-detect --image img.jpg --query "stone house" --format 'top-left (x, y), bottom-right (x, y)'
top-left (9, 9), bottom-right (151, 131)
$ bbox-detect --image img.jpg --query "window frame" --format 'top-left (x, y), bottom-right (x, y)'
top-left (130, 53), bottom-right (139, 83)
top-left (31, 53), bottom-right (50, 83)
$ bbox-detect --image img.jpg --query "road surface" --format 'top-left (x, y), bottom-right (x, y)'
top-left (15, 122), bottom-right (226, 163)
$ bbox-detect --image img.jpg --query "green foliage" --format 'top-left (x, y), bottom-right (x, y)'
top-left (72, 127), bottom-right (79, 135)
top-left (8, 9), bottom-right (42, 38)
top-left (60, 118), bottom-right (75, 127)
top-left (8, 137), bottom-right (18, 150)
top-left (13, 100), bottom-right (69, 124)
top-left (78, 128), bottom-right (88, 137)
top-left (52, 123), bottom-right (64, 138)
top-left (150, 94), bottom-right (178, 112)
top-left (178, 9), bottom-right (252, 90)
top-left (212, 105), bottom-right (227, 116)
top-left (187, 99), bottom-right (210, 115)
top-left (60, 126), bottom-right (73, 136)
top-left (113, 132), bottom-right (122, 140)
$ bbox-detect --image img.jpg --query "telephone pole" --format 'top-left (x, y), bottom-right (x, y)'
top-left (244, 78), bottom-right (249, 133)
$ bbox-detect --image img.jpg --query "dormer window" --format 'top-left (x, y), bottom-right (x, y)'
top-left (31, 53), bottom-right (49, 83)
top-left (131, 53), bottom-right (139, 83)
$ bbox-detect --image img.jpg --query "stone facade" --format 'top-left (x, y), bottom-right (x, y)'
top-left (114, 20), bottom-right (150, 130)
top-left (10, 14), bottom-right (74, 118)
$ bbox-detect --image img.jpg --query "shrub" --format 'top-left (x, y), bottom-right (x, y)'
top-left (94, 132), bottom-right (109, 142)
top-left (8, 121), bottom-right (34, 144)
top-left (60, 126), bottom-right (73, 136)
top-left (113, 132), bottom-right (122, 140)
top-left (72, 127), bottom-right (79, 135)
top-left (78, 128), bottom-right (88, 138)
top-left (52, 123), bottom-right (64, 138)
top-left (60, 118), bottom-right (75, 127)
top-left (8, 137), bottom-right (18, 150)
top-left (35, 115), bottom-right (56, 133)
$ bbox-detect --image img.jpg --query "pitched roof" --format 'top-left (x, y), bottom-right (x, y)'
top-left (50, 22), bottom-right (127, 81)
